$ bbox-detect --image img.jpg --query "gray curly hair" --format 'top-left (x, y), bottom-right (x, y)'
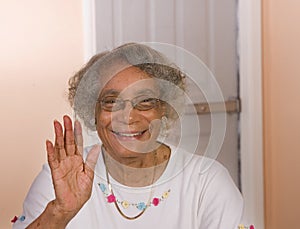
top-left (68, 43), bottom-right (186, 131)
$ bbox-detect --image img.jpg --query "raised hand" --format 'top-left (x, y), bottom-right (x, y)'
top-left (46, 115), bottom-right (100, 221)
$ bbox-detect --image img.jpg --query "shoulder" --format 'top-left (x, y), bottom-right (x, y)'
top-left (188, 155), bottom-right (244, 227)
top-left (23, 163), bottom-right (55, 208)
top-left (26, 163), bottom-right (53, 195)
top-left (12, 164), bottom-right (54, 228)
top-left (174, 148), bottom-right (232, 181)
top-left (185, 153), bottom-right (242, 200)
top-left (166, 148), bottom-right (243, 227)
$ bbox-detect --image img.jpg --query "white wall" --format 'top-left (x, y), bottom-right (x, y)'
top-left (0, 1), bottom-right (84, 228)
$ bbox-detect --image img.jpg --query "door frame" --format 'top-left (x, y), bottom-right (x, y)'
top-left (82, 0), bottom-right (96, 61)
top-left (238, 0), bottom-right (264, 227)
top-left (81, 0), bottom-right (264, 227)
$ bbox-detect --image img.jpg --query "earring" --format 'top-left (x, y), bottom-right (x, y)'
top-left (160, 116), bottom-right (168, 137)
top-left (90, 118), bottom-right (96, 126)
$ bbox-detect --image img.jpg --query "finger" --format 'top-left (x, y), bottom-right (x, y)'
top-left (54, 120), bottom-right (66, 160)
top-left (63, 115), bottom-right (76, 156)
top-left (46, 140), bottom-right (59, 170)
top-left (85, 144), bottom-right (101, 178)
top-left (74, 120), bottom-right (83, 155)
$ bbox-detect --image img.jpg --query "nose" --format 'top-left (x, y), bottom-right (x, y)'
top-left (120, 101), bottom-right (136, 124)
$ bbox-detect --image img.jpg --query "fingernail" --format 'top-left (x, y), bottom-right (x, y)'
top-left (53, 120), bottom-right (59, 127)
top-left (46, 140), bottom-right (52, 147)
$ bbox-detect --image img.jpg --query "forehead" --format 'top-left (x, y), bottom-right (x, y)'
top-left (100, 66), bottom-right (159, 96)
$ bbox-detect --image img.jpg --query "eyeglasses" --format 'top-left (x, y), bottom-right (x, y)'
top-left (98, 95), bottom-right (161, 112)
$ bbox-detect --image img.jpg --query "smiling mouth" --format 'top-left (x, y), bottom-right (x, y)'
top-left (111, 130), bottom-right (147, 138)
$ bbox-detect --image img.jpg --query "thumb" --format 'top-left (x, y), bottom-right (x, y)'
top-left (85, 144), bottom-right (101, 173)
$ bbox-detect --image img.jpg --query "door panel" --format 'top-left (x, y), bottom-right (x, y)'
top-left (95, 0), bottom-right (240, 187)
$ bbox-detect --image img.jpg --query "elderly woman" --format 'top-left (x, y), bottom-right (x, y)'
top-left (13, 43), bottom-right (243, 229)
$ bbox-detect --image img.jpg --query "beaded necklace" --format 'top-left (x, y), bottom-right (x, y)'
top-left (99, 147), bottom-right (171, 220)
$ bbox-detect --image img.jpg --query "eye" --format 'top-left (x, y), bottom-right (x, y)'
top-left (135, 97), bottom-right (159, 109)
top-left (141, 98), bottom-right (154, 103)
top-left (102, 97), bottom-right (117, 104)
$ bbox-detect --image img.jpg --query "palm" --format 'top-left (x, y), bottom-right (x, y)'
top-left (51, 155), bottom-right (89, 212)
top-left (46, 115), bottom-right (100, 216)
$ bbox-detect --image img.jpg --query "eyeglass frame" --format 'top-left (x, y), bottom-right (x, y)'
top-left (97, 95), bottom-right (162, 112)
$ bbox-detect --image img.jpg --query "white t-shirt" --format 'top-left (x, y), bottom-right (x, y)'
top-left (13, 147), bottom-right (243, 229)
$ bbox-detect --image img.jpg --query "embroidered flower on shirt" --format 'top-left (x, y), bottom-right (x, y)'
top-left (137, 202), bottom-right (146, 210)
top-left (107, 194), bottom-right (116, 203)
top-left (162, 190), bottom-right (170, 199)
top-left (11, 215), bottom-right (25, 223)
top-left (121, 200), bottom-right (130, 209)
top-left (11, 216), bottom-right (18, 223)
top-left (99, 183), bottom-right (106, 192)
top-left (98, 183), bottom-right (171, 209)
top-left (152, 198), bottom-right (160, 206)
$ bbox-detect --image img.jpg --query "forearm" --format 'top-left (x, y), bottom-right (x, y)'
top-left (26, 200), bottom-right (74, 229)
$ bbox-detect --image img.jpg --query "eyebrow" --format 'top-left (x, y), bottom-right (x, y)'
top-left (100, 88), bottom-right (158, 98)
top-left (99, 89), bottom-right (120, 98)
top-left (134, 89), bottom-right (157, 97)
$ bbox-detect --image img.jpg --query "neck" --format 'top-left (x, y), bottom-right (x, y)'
top-left (102, 144), bottom-right (171, 187)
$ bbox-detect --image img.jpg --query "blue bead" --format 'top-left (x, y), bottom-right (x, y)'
top-left (137, 202), bottom-right (146, 210)
top-left (19, 215), bottom-right (25, 221)
top-left (99, 183), bottom-right (106, 192)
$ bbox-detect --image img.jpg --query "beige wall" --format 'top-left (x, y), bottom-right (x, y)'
top-left (263, 0), bottom-right (300, 228)
top-left (0, 1), bottom-right (84, 228)
top-left (2, 1), bottom-right (300, 228)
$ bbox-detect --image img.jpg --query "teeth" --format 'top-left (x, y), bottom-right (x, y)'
top-left (113, 131), bottom-right (143, 137)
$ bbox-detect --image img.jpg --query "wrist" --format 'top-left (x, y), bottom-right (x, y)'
top-left (46, 200), bottom-right (75, 227)
top-left (26, 200), bottom-right (75, 229)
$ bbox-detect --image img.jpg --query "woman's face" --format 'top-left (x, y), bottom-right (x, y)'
top-left (96, 66), bottom-right (165, 162)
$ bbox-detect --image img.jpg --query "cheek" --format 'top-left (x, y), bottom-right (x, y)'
top-left (96, 111), bottom-right (112, 130)
top-left (141, 109), bottom-right (164, 122)
top-left (96, 109), bottom-right (165, 130)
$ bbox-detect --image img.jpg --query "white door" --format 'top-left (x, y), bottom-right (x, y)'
top-left (93, 0), bottom-right (240, 187)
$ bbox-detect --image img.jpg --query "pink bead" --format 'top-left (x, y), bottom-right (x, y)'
top-left (250, 225), bottom-right (255, 229)
top-left (152, 198), bottom-right (160, 206)
top-left (107, 194), bottom-right (116, 203)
